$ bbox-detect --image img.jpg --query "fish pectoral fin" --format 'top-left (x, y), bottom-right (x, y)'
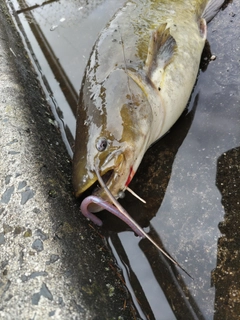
top-left (126, 24), bottom-right (177, 96)
top-left (145, 23), bottom-right (177, 83)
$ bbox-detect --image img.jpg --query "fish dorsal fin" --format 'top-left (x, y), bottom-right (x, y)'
top-left (145, 23), bottom-right (177, 88)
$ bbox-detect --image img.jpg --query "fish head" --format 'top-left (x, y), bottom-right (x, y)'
top-left (73, 68), bottom-right (153, 210)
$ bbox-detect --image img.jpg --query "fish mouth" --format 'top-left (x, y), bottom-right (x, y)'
top-left (74, 151), bottom-right (124, 198)
top-left (76, 166), bottom-right (122, 211)
top-left (89, 168), bottom-right (124, 213)
top-left (100, 169), bottom-right (115, 186)
top-left (76, 149), bottom-right (134, 212)
top-left (86, 151), bottom-right (131, 212)
top-left (89, 169), bottom-right (115, 196)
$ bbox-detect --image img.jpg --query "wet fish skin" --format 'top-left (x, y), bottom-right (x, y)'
top-left (73, 0), bottom-right (224, 207)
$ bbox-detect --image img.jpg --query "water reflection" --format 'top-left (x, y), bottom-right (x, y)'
top-left (10, 0), bottom-right (126, 156)
top-left (16, 0), bottom-right (59, 14)
top-left (213, 147), bottom-right (240, 320)
top-left (105, 92), bottom-right (213, 319)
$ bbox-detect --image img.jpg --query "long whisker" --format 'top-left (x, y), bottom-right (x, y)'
top-left (94, 165), bottom-right (193, 279)
top-left (126, 186), bottom-right (146, 203)
top-left (95, 166), bottom-right (129, 214)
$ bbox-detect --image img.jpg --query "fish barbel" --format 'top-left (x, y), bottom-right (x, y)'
top-left (73, 0), bottom-right (223, 208)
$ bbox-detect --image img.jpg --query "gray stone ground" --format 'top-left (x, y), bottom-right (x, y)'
top-left (0, 3), bottom-right (136, 320)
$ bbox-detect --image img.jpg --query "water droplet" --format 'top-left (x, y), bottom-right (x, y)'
top-left (82, 175), bottom-right (88, 183)
top-left (118, 191), bottom-right (125, 199)
top-left (50, 25), bottom-right (58, 31)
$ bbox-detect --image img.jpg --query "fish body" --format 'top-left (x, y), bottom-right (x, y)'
top-left (73, 0), bottom-right (223, 207)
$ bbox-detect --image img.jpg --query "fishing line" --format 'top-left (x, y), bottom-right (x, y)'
top-left (118, 25), bottom-right (134, 105)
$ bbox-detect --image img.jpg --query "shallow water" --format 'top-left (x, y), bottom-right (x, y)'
top-left (8, 0), bottom-right (240, 319)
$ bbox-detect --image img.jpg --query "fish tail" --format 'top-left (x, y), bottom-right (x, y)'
top-left (202, 0), bottom-right (225, 23)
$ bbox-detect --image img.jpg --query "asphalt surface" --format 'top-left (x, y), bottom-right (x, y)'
top-left (0, 3), bottom-right (136, 320)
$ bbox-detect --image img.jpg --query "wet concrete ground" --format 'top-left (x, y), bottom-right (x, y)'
top-left (0, 2), bottom-right (137, 319)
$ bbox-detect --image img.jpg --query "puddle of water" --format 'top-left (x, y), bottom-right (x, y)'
top-left (9, 0), bottom-right (126, 156)
top-left (8, 0), bottom-right (240, 319)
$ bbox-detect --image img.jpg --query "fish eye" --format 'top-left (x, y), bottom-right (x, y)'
top-left (96, 137), bottom-right (108, 152)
